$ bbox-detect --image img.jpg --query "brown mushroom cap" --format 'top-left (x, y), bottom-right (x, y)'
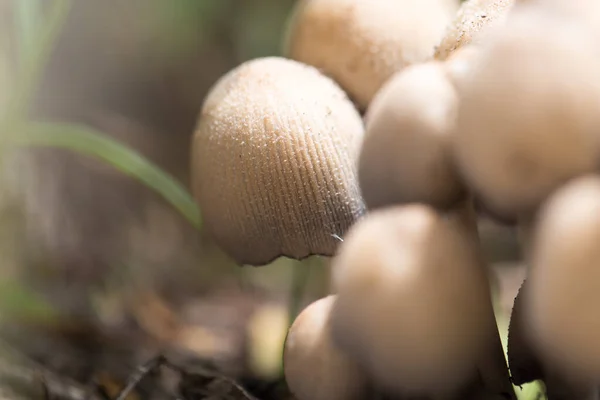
top-left (435, 0), bottom-right (517, 61)
top-left (453, 8), bottom-right (600, 219)
top-left (330, 204), bottom-right (492, 396)
top-left (192, 57), bottom-right (365, 266)
top-left (284, 0), bottom-right (456, 110)
top-left (526, 175), bottom-right (600, 383)
top-left (283, 295), bottom-right (368, 400)
top-left (359, 62), bottom-right (464, 210)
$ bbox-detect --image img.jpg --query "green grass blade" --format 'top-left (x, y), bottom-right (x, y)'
top-left (12, 121), bottom-right (202, 228)
top-left (15, 0), bottom-right (41, 65)
top-left (0, 279), bottom-right (59, 323)
top-left (3, 0), bottom-right (72, 127)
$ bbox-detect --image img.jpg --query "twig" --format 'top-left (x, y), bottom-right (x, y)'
top-left (114, 355), bottom-right (166, 400)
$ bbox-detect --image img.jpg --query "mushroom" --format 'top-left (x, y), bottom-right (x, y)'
top-left (506, 280), bottom-right (544, 387)
top-left (442, 44), bottom-right (481, 92)
top-left (357, 60), bottom-right (515, 399)
top-left (359, 61), bottom-right (464, 211)
top-left (283, 295), bottom-right (368, 400)
top-left (283, 0), bottom-right (456, 110)
top-left (452, 7), bottom-right (600, 220)
top-left (525, 175), bottom-right (600, 389)
top-left (434, 0), bottom-right (517, 61)
top-left (515, 0), bottom-right (600, 40)
top-left (330, 204), bottom-right (493, 397)
top-left (507, 199), bottom-right (594, 400)
top-left (191, 57), bottom-right (365, 266)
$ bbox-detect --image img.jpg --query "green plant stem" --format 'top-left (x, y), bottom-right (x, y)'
top-left (288, 259), bottom-right (312, 326)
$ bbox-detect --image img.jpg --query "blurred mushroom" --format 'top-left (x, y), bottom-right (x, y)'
top-left (525, 175), bottom-right (600, 390)
top-left (192, 57), bottom-right (365, 266)
top-left (357, 60), bottom-right (515, 399)
top-left (442, 44), bottom-right (481, 92)
top-left (330, 204), bottom-right (493, 397)
top-left (508, 207), bottom-right (592, 400)
top-left (359, 62), bottom-right (464, 211)
top-left (434, 0), bottom-right (517, 61)
top-left (453, 7), bottom-right (600, 220)
top-left (507, 281), bottom-right (544, 387)
top-left (515, 0), bottom-right (600, 40)
top-left (284, 0), bottom-right (456, 110)
top-left (283, 295), bottom-right (368, 400)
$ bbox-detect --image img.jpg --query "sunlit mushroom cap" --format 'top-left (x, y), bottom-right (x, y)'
top-left (284, 295), bottom-right (368, 400)
top-left (192, 57), bottom-right (365, 266)
top-left (285, 0), bottom-right (455, 109)
top-left (435, 0), bottom-right (517, 61)
top-left (330, 204), bottom-right (491, 396)
top-left (453, 8), bottom-right (600, 219)
top-left (359, 62), bottom-right (464, 210)
top-left (526, 175), bottom-right (600, 383)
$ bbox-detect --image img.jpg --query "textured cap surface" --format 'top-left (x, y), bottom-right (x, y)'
top-left (435, 0), bottom-right (516, 60)
top-left (285, 0), bottom-right (455, 109)
top-left (192, 57), bottom-right (365, 266)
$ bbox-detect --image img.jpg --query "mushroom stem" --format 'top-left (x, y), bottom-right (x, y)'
top-left (288, 258), bottom-right (319, 326)
top-left (450, 198), bottom-right (517, 400)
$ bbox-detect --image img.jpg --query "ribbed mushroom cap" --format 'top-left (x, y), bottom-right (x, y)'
top-left (526, 175), bottom-right (600, 383)
top-left (434, 0), bottom-right (517, 61)
top-left (330, 204), bottom-right (492, 396)
top-left (283, 295), bottom-right (368, 400)
top-left (453, 9), bottom-right (600, 220)
top-left (359, 62), bottom-right (464, 210)
top-left (192, 57), bottom-right (365, 266)
top-left (284, 0), bottom-right (456, 110)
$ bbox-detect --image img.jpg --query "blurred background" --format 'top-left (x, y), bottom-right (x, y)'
top-left (0, 1), bottom-right (523, 400)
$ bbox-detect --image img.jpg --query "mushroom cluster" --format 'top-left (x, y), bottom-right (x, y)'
top-left (191, 0), bottom-right (600, 398)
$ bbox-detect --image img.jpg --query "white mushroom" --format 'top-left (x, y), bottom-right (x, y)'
top-left (192, 57), bottom-right (365, 266)
top-left (435, 0), bottom-right (517, 61)
top-left (526, 175), bottom-right (600, 386)
top-left (284, 0), bottom-right (456, 109)
top-left (283, 295), bottom-right (368, 400)
top-left (330, 204), bottom-right (493, 397)
top-left (453, 8), bottom-right (600, 219)
top-left (359, 62), bottom-right (464, 210)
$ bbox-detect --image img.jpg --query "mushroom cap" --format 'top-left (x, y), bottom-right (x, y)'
top-left (284, 0), bottom-right (455, 109)
top-left (515, 0), bottom-right (600, 38)
top-left (435, 0), bottom-right (519, 61)
top-left (442, 44), bottom-right (481, 91)
top-left (283, 295), bottom-right (368, 400)
top-left (434, 0), bottom-right (517, 61)
top-left (453, 8), bottom-right (600, 219)
top-left (192, 57), bottom-right (365, 266)
top-left (359, 62), bottom-right (465, 210)
top-left (330, 204), bottom-right (492, 396)
top-left (526, 175), bottom-right (600, 383)
top-left (507, 280), bottom-right (544, 386)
